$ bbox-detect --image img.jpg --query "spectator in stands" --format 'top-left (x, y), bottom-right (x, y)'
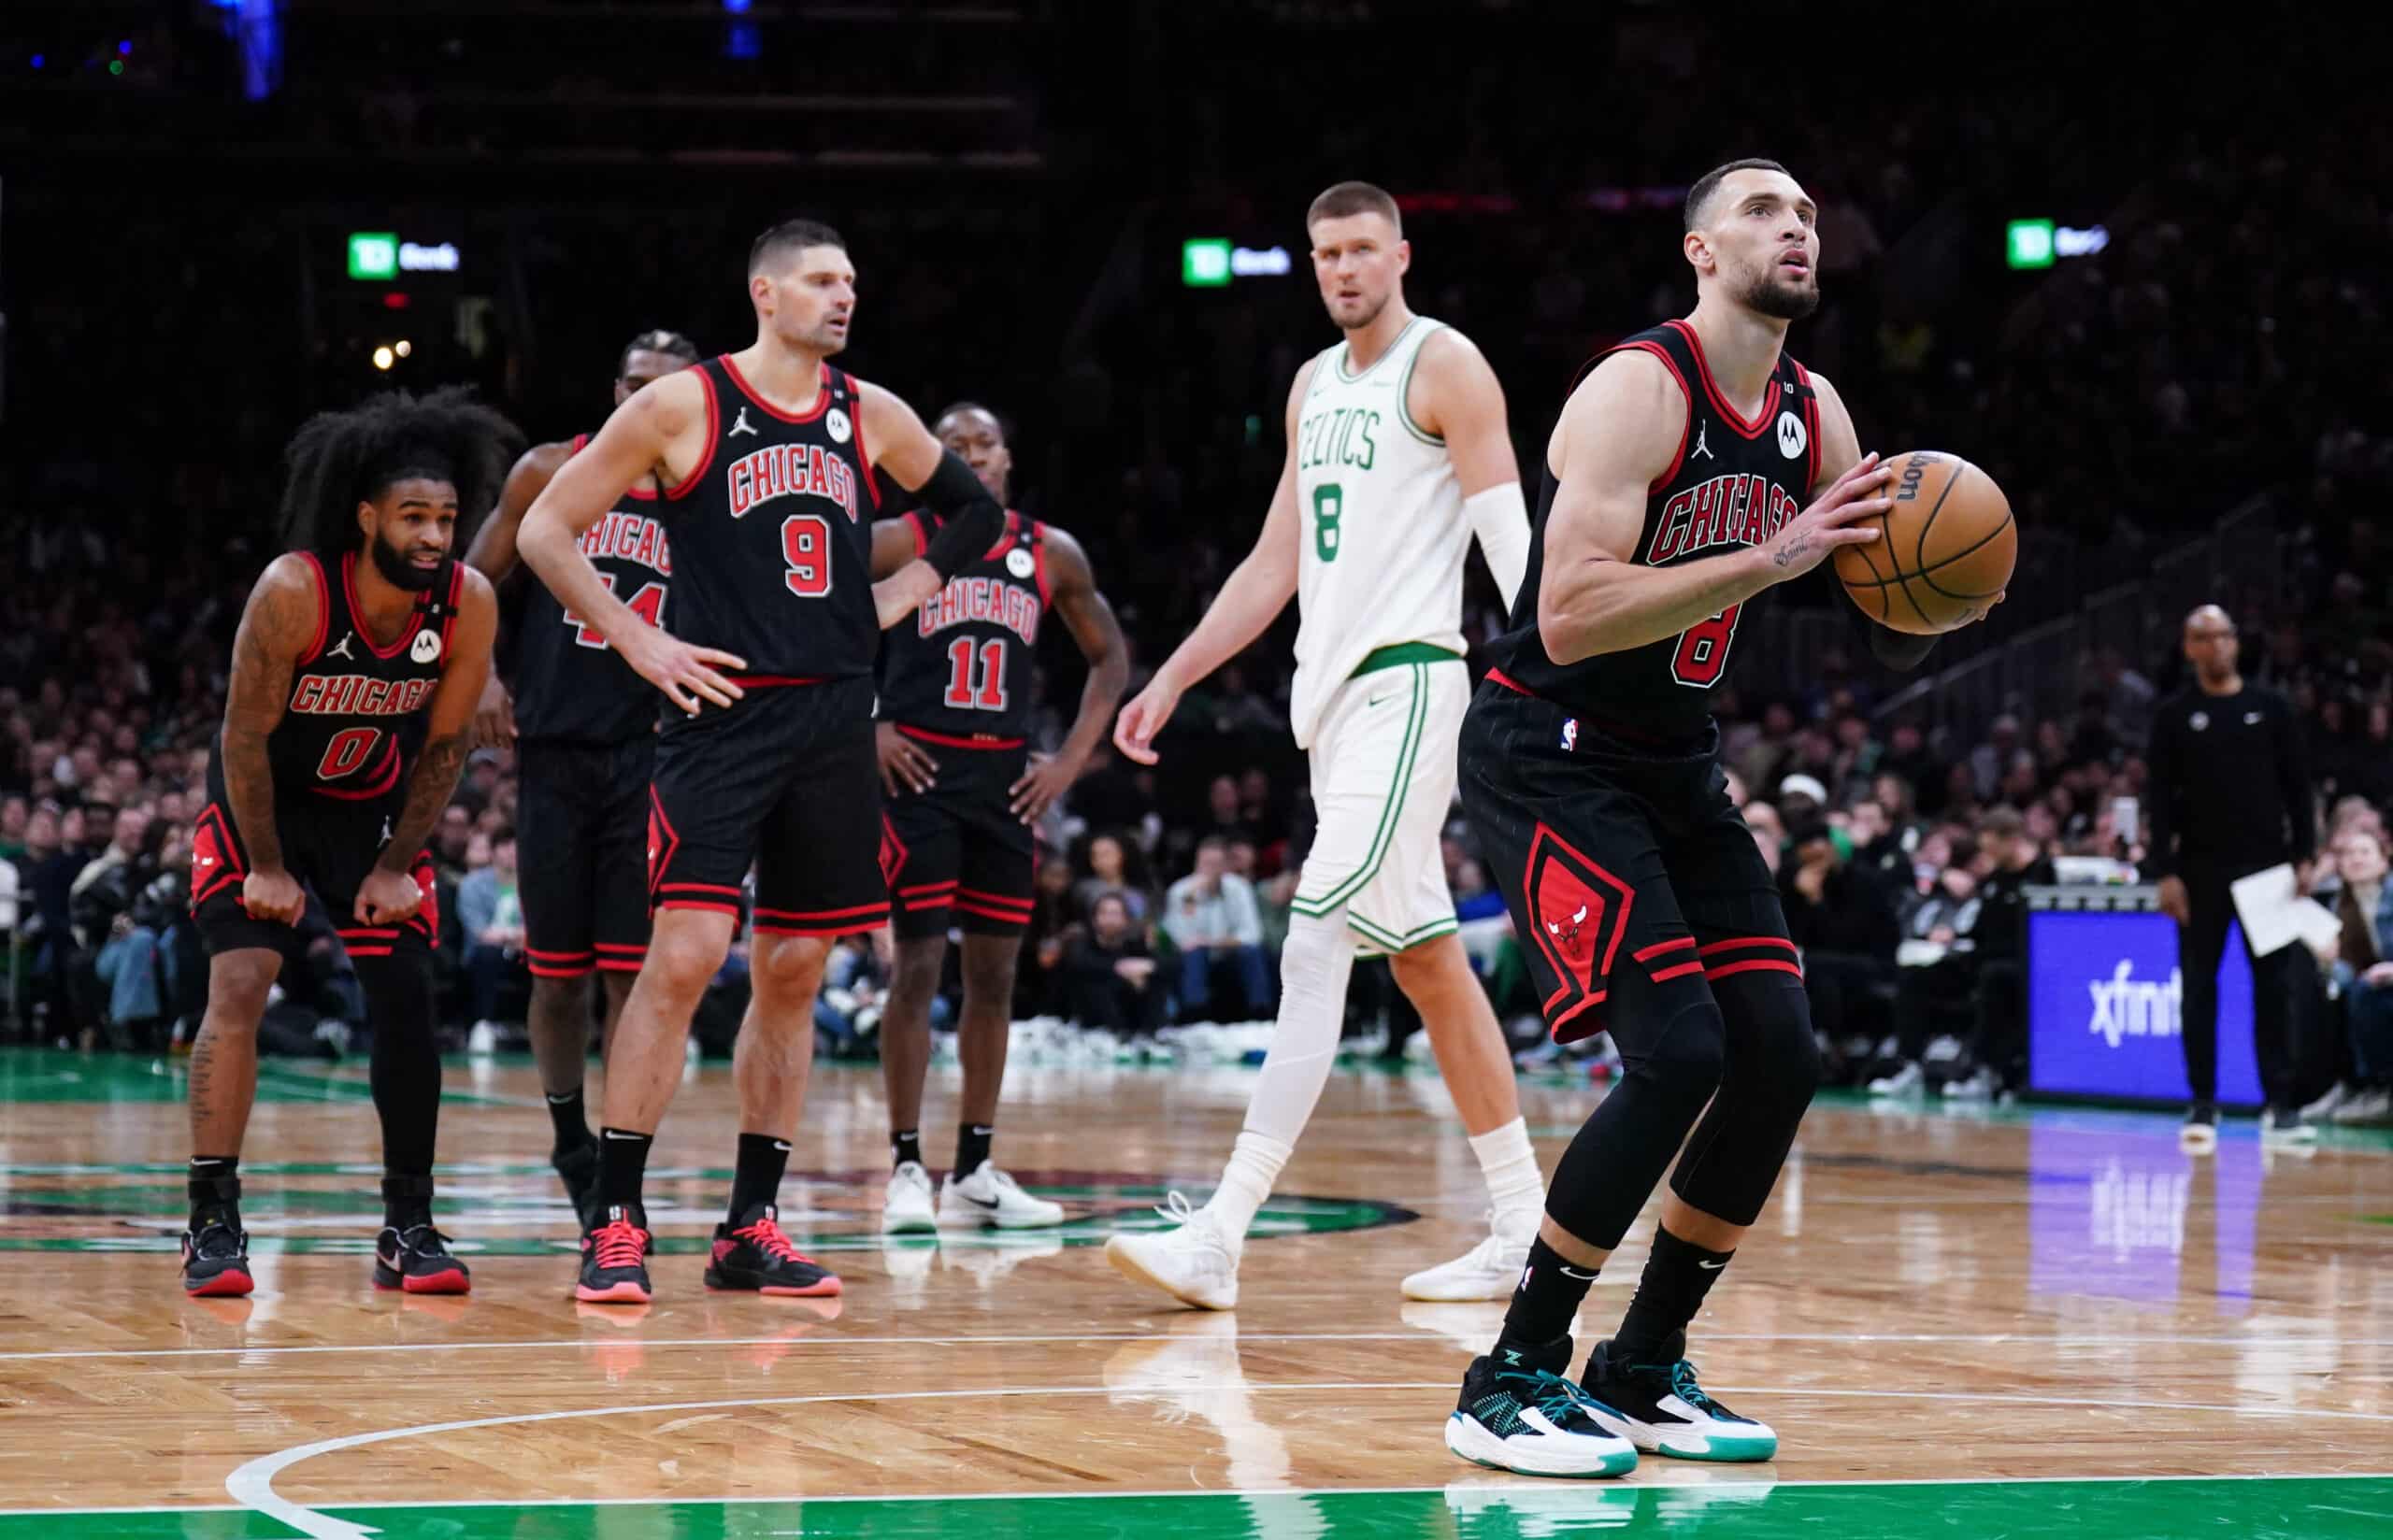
top-left (2309, 825), bottom-right (2393, 1126)
top-left (1076, 830), bottom-right (1154, 925)
top-left (457, 830), bottom-right (527, 1038)
top-left (1163, 835), bottom-right (1270, 1021)
top-left (1064, 891), bottom-right (1163, 1036)
top-left (1782, 813), bottom-right (1900, 1074)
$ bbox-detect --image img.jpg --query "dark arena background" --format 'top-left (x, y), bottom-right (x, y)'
top-left (1, 3), bottom-right (2389, 1536)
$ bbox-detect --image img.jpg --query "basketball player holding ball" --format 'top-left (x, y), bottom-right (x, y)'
top-left (1442, 159), bottom-right (2008, 1476)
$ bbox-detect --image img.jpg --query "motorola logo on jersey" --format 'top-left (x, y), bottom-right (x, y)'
top-left (1645, 472), bottom-right (1801, 564)
top-left (916, 576), bottom-right (1041, 644)
top-left (725, 442), bottom-right (859, 522)
top-left (287, 674), bottom-right (437, 716)
top-left (576, 510), bottom-right (674, 575)
top-left (1776, 409), bottom-right (1807, 460)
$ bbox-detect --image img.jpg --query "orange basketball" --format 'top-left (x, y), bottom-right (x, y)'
top-left (1832, 449), bottom-right (2015, 635)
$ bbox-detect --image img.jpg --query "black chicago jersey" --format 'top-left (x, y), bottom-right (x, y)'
top-left (191, 552), bottom-right (460, 958)
top-left (878, 510), bottom-right (1047, 745)
top-left (1486, 320), bottom-right (1821, 739)
top-left (509, 435), bottom-right (669, 744)
top-left (266, 552), bottom-right (464, 799)
top-left (661, 356), bottom-right (881, 691)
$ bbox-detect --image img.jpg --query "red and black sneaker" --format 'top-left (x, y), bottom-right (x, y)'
top-left (374, 1223), bottom-right (472, 1294)
top-left (180, 1214), bottom-right (253, 1298)
top-left (577, 1205), bottom-right (653, 1304)
top-left (706, 1204), bottom-right (842, 1297)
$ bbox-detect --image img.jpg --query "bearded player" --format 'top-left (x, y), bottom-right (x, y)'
top-left (520, 219), bottom-right (1004, 1305)
top-left (181, 388), bottom-right (507, 1297)
top-left (1443, 160), bottom-right (1998, 1476)
top-left (1107, 181), bottom-right (1545, 1309)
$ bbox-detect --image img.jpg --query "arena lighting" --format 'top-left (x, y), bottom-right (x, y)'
top-left (371, 345), bottom-right (395, 371)
top-left (394, 339), bottom-right (412, 358)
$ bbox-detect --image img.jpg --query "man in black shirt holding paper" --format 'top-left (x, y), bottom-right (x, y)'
top-left (2145, 605), bottom-right (2316, 1151)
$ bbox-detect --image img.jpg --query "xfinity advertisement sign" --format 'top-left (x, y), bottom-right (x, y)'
top-left (2028, 910), bottom-right (2260, 1105)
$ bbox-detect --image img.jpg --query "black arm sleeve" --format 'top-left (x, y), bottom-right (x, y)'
top-left (908, 449), bottom-right (1006, 580)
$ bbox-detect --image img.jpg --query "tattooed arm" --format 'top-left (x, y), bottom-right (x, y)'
top-left (1531, 349), bottom-right (1895, 665)
top-left (222, 556), bottom-right (322, 925)
top-left (355, 568), bottom-right (498, 925)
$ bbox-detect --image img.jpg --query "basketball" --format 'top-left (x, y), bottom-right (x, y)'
top-left (1832, 449), bottom-right (2016, 635)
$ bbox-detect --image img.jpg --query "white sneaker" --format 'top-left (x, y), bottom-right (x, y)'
top-left (938, 1162), bottom-right (1065, 1229)
top-left (1403, 1210), bottom-right (1535, 1302)
top-left (881, 1161), bottom-right (938, 1233)
top-left (1105, 1192), bottom-right (1241, 1310)
top-left (2260, 1108), bottom-right (2319, 1148)
top-left (2332, 1087), bottom-right (2392, 1125)
top-left (1867, 1061), bottom-right (1926, 1097)
top-left (2301, 1082), bottom-right (2356, 1121)
top-left (467, 1020), bottom-right (502, 1055)
top-left (1942, 1066), bottom-right (1999, 1100)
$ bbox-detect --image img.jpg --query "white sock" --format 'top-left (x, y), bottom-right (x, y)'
top-left (1206, 1130), bottom-right (1292, 1242)
top-left (1470, 1117), bottom-right (1544, 1236)
top-left (1205, 907), bottom-right (1356, 1239)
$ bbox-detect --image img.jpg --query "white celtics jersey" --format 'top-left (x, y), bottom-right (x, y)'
top-left (1288, 314), bottom-right (1469, 749)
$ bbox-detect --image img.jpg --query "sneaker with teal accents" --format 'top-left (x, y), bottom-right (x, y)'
top-left (1444, 1334), bottom-right (1640, 1478)
top-left (1581, 1332), bottom-right (1778, 1462)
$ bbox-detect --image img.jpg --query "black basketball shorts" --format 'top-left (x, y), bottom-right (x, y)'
top-left (1459, 674), bottom-right (1801, 1044)
top-left (879, 727), bottom-right (1037, 939)
top-left (648, 677), bottom-right (888, 938)
top-left (190, 749), bottom-right (437, 964)
top-left (517, 734), bottom-right (654, 978)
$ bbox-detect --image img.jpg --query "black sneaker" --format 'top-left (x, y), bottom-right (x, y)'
top-left (1444, 1334), bottom-right (1639, 1478)
top-left (374, 1222), bottom-right (472, 1295)
top-left (2180, 1100), bottom-right (2219, 1153)
top-left (577, 1205), bottom-right (652, 1304)
top-left (180, 1212), bottom-right (253, 1298)
top-left (553, 1141), bottom-right (600, 1231)
top-left (1582, 1333), bottom-right (1777, 1462)
top-left (705, 1204), bottom-right (842, 1297)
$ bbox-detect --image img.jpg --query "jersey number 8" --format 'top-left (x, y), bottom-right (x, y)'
top-left (1311, 484), bottom-right (1342, 563)
top-left (1669, 604), bottom-right (1742, 688)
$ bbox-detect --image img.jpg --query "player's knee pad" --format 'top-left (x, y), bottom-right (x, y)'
top-left (351, 949), bottom-right (436, 1038)
top-left (1615, 989), bottom-right (1728, 1124)
top-left (1668, 972), bottom-right (1818, 1228)
top-left (1716, 970), bottom-right (1821, 1123)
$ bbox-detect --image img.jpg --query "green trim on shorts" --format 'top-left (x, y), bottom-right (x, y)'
top-left (1348, 910), bottom-right (1460, 952)
top-left (1291, 663), bottom-right (1429, 917)
top-left (1350, 640), bottom-right (1464, 678)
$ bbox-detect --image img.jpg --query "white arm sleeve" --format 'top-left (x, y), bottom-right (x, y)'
top-left (1463, 481), bottom-right (1530, 612)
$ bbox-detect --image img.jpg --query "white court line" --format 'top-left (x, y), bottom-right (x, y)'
top-left (10, 1328), bottom-right (2393, 1363)
top-left (221, 1379), bottom-right (2393, 1539)
top-left (16, 1469), bottom-right (2393, 1521)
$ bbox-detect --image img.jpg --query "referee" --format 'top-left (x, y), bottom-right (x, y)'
top-left (2145, 604), bottom-right (2316, 1151)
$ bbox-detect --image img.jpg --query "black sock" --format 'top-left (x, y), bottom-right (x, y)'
top-left (1612, 1226), bottom-right (1734, 1365)
top-left (380, 1173), bottom-right (435, 1232)
top-left (546, 1089), bottom-right (591, 1154)
top-left (892, 1129), bottom-right (923, 1171)
top-left (1499, 1237), bottom-right (1598, 1349)
top-left (729, 1132), bottom-right (791, 1220)
top-left (596, 1127), bottom-right (652, 1219)
top-left (953, 1122), bottom-right (993, 1177)
top-left (188, 1156), bottom-right (240, 1221)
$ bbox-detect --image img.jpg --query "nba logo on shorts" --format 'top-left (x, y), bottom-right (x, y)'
top-left (1560, 719), bottom-right (1578, 752)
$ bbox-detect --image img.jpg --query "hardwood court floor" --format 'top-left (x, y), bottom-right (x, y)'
top-left (0, 1046), bottom-right (2388, 1537)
